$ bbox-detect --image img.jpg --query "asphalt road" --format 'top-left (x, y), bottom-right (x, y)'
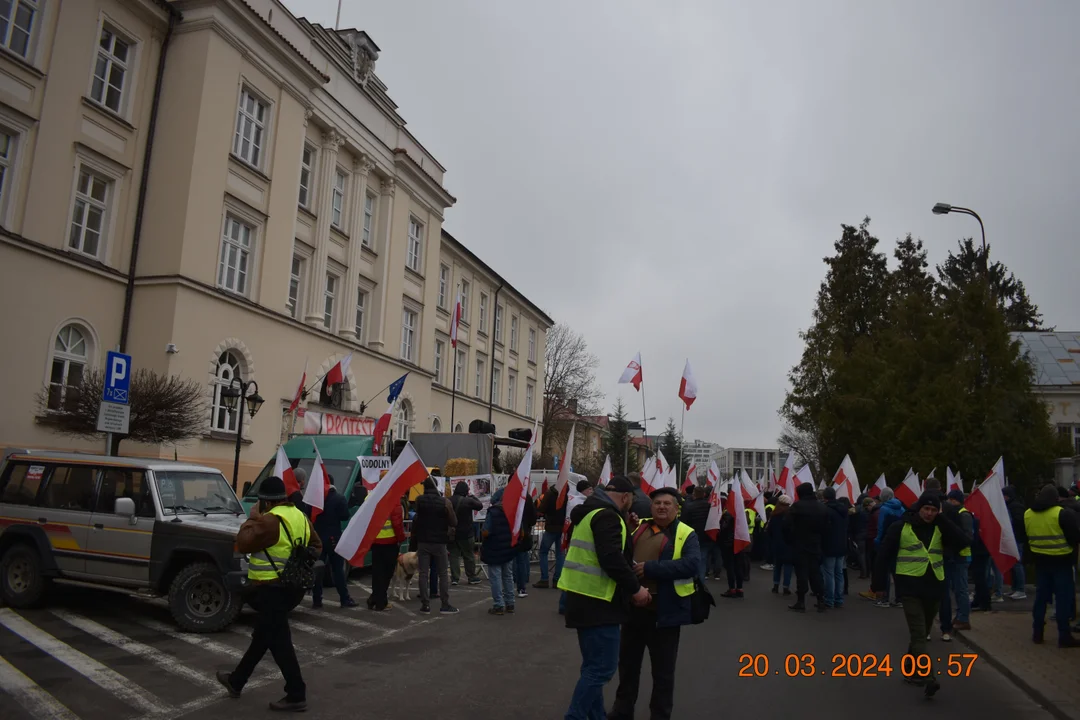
top-left (0, 567), bottom-right (1058, 720)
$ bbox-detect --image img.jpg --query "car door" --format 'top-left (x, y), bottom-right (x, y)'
top-left (85, 467), bottom-right (155, 585)
top-left (37, 463), bottom-right (98, 577)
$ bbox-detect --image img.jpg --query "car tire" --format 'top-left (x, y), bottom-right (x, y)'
top-left (1, 544), bottom-right (50, 608)
top-left (168, 562), bottom-right (240, 633)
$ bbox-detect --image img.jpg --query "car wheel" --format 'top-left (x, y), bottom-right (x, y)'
top-left (1, 544), bottom-right (50, 608)
top-left (168, 562), bottom-right (240, 633)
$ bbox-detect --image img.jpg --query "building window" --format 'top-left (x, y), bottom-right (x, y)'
top-left (47, 324), bottom-right (90, 411)
top-left (475, 358), bottom-right (485, 400)
top-left (354, 288), bottom-right (366, 340)
top-left (1059, 424), bottom-right (1080, 455)
top-left (528, 328), bottom-right (537, 363)
top-left (287, 254), bottom-right (304, 318)
top-left (525, 382), bottom-right (534, 418)
top-left (319, 375), bottom-right (346, 409)
top-left (298, 145), bottom-right (315, 208)
top-left (323, 273), bottom-right (338, 329)
top-left (90, 26), bottom-right (130, 114)
top-left (460, 279), bottom-right (470, 317)
top-left (0, 0), bottom-right (37, 58)
top-left (407, 217), bottom-right (423, 272)
top-left (507, 372), bottom-right (516, 411)
top-left (211, 351), bottom-right (242, 433)
top-left (493, 305), bottom-right (503, 343)
top-left (434, 339), bottom-right (445, 385)
top-left (217, 215), bottom-right (253, 296)
top-left (454, 422), bottom-right (463, 433)
top-left (510, 315), bottom-right (519, 352)
top-left (733, 451), bottom-right (742, 465)
top-left (401, 308), bottom-right (417, 362)
top-left (455, 349), bottom-right (465, 392)
top-left (479, 293), bottom-right (489, 334)
top-left (233, 88), bottom-right (267, 168)
top-left (0, 130), bottom-right (12, 209)
top-left (396, 400), bottom-right (411, 441)
top-left (431, 417), bottom-right (441, 432)
top-left (331, 170), bottom-right (346, 228)
top-left (68, 167), bottom-right (110, 258)
top-left (492, 365), bottom-right (501, 407)
top-left (438, 265), bottom-right (449, 309)
top-left (361, 192), bottom-right (375, 246)
top-left (756, 452), bottom-right (765, 466)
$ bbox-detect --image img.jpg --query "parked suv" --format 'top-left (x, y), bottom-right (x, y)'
top-left (0, 449), bottom-right (247, 632)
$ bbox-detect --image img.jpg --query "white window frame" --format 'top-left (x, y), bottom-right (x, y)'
top-left (0, 120), bottom-right (23, 225)
top-left (401, 306), bottom-right (418, 362)
top-left (437, 265), bottom-right (449, 309)
top-left (298, 144), bottom-right (315, 209)
top-left (287, 253), bottom-right (305, 318)
top-left (510, 315), bottom-right (519, 352)
top-left (217, 213), bottom-right (255, 296)
top-left (355, 286), bottom-right (368, 341)
top-left (494, 304), bottom-right (503, 343)
top-left (323, 272), bottom-right (339, 329)
top-left (361, 192), bottom-right (376, 247)
top-left (475, 357), bottom-right (485, 400)
top-left (0, 0), bottom-right (39, 60)
top-left (210, 350), bottom-right (244, 433)
top-left (431, 417), bottom-right (441, 432)
top-left (507, 372), bottom-right (516, 411)
top-left (396, 400), bottom-right (412, 441)
top-left (479, 292), bottom-right (489, 334)
top-left (492, 365), bottom-right (501, 407)
top-left (525, 382), bottom-right (535, 418)
top-left (233, 86), bottom-right (268, 169)
top-left (460, 279), bottom-right (471, 319)
top-left (528, 328), bottom-right (537, 363)
top-left (89, 22), bottom-right (134, 116)
top-left (455, 348), bottom-right (466, 392)
top-left (406, 216), bottom-right (424, 272)
top-left (67, 161), bottom-right (115, 260)
top-left (434, 338), bottom-right (445, 386)
top-left (331, 169), bottom-right (346, 229)
top-left (46, 322), bottom-right (96, 412)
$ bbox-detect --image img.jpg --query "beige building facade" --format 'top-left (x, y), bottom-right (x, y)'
top-left (0, 0), bottom-right (550, 486)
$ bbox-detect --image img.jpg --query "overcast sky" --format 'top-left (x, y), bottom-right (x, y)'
top-left (285, 0), bottom-right (1080, 451)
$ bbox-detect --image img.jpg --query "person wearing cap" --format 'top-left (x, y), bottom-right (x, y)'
top-left (875, 491), bottom-right (968, 697)
top-left (609, 487), bottom-right (701, 720)
top-left (1025, 484), bottom-right (1080, 647)
top-left (560, 475), bottom-right (651, 720)
top-left (938, 489), bottom-right (974, 640)
top-left (217, 476), bottom-right (321, 712)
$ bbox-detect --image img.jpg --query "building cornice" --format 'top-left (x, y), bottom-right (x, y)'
top-left (0, 230), bottom-right (127, 283)
top-left (393, 149), bottom-right (455, 211)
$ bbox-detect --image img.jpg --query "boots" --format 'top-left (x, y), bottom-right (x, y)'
top-left (772, 584), bottom-right (779, 594)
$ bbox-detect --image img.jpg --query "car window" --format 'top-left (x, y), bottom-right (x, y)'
top-left (155, 470), bottom-right (242, 514)
top-left (96, 469), bottom-right (156, 518)
top-left (41, 465), bottom-right (98, 512)
top-left (0, 463), bottom-right (46, 506)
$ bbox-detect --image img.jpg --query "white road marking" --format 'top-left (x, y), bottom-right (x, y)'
top-left (134, 618), bottom-right (247, 659)
top-left (0, 608), bottom-right (170, 716)
top-left (0, 654), bottom-right (80, 720)
top-left (51, 609), bottom-right (218, 690)
top-left (292, 605), bottom-right (387, 632)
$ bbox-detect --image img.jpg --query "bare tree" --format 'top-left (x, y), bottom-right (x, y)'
top-left (542, 323), bottom-right (603, 461)
top-left (778, 424), bottom-right (821, 480)
top-left (36, 369), bottom-right (208, 454)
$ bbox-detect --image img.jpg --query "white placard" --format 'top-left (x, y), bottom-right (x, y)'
top-left (96, 402), bottom-right (130, 434)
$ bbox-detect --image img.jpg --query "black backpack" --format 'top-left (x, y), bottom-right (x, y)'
top-left (265, 516), bottom-right (319, 590)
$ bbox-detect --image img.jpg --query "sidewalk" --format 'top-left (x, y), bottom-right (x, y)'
top-left (956, 611), bottom-right (1080, 720)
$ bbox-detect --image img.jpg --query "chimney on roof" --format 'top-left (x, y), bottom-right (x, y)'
top-left (567, 399), bottom-right (579, 416)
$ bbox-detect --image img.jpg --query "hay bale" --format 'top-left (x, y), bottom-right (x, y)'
top-left (443, 457), bottom-right (478, 477)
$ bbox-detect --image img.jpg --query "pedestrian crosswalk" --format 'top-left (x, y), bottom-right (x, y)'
top-left (0, 580), bottom-right (484, 720)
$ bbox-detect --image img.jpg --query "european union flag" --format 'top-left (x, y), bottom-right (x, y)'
top-left (387, 373), bottom-right (408, 403)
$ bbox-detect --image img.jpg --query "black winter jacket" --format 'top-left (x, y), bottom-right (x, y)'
top-left (451, 482), bottom-right (482, 540)
top-left (413, 487), bottom-right (455, 544)
top-left (311, 487), bottom-right (351, 546)
top-left (822, 500), bottom-right (850, 557)
top-left (538, 487), bottom-right (566, 530)
top-left (680, 498), bottom-right (710, 537)
top-left (784, 497), bottom-right (828, 556)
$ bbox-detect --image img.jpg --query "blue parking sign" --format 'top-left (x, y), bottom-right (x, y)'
top-left (103, 351), bottom-right (131, 404)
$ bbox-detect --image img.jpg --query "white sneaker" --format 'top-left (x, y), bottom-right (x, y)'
top-left (517, 590), bottom-right (528, 598)
top-left (760, 564), bottom-right (774, 570)
top-left (1009, 591), bottom-right (1027, 600)
top-left (942, 633), bottom-right (952, 642)
top-left (992, 594), bottom-right (1005, 604)
top-left (926, 634), bottom-right (931, 641)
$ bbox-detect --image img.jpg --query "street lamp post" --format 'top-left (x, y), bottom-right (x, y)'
top-left (220, 376), bottom-right (264, 491)
top-left (932, 202), bottom-right (988, 281)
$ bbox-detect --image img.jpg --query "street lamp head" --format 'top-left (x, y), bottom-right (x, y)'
top-left (247, 391), bottom-right (264, 418)
top-left (220, 385), bottom-right (240, 411)
top-left (932, 202), bottom-right (952, 215)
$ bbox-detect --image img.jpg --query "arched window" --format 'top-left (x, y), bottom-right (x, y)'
top-left (48, 324), bottom-right (91, 411)
top-left (396, 400), bottom-right (412, 441)
top-left (454, 422), bottom-right (463, 433)
top-left (319, 376), bottom-right (347, 410)
top-left (431, 417), bottom-right (441, 432)
top-left (211, 351), bottom-right (242, 432)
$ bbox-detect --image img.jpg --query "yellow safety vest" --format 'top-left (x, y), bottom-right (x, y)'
top-left (895, 523), bottom-right (944, 580)
top-left (558, 508), bottom-right (628, 601)
top-left (958, 508), bottom-right (971, 557)
top-left (247, 505), bottom-right (311, 582)
top-left (746, 508), bottom-right (758, 529)
top-left (376, 517), bottom-right (395, 539)
top-left (1025, 507), bottom-right (1070, 556)
top-left (618, 517), bottom-right (696, 598)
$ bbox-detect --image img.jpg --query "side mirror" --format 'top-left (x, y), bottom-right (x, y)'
top-left (242, 481), bottom-right (252, 497)
top-left (114, 497), bottom-right (136, 520)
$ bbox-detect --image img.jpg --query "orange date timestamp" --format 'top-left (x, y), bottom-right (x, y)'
top-left (738, 653), bottom-right (979, 678)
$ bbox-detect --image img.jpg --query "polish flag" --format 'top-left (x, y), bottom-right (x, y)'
top-left (618, 352), bottom-right (643, 391)
top-left (750, 489), bottom-right (769, 528)
top-left (274, 446), bottom-right (300, 497)
top-left (705, 484), bottom-right (724, 541)
top-left (287, 360), bottom-right (308, 414)
top-left (303, 443), bottom-right (330, 521)
top-left (641, 457), bottom-right (660, 495)
top-left (503, 422), bottom-right (538, 546)
top-left (832, 454), bottom-right (860, 504)
top-left (336, 443), bottom-right (430, 566)
top-left (768, 466), bottom-right (777, 492)
top-left (555, 425), bottom-right (577, 509)
top-left (868, 474), bottom-right (887, 498)
top-left (561, 481), bottom-right (588, 551)
top-left (450, 296), bottom-right (463, 348)
top-left (777, 454), bottom-right (796, 495)
top-left (946, 467), bottom-right (963, 494)
top-left (706, 461), bottom-right (720, 488)
top-left (678, 359), bottom-right (698, 410)
top-left (597, 455), bottom-right (613, 486)
top-left (966, 471), bottom-right (1020, 575)
top-left (739, 470), bottom-right (757, 502)
top-left (727, 483), bottom-right (752, 554)
top-left (681, 463), bottom-right (698, 493)
top-left (894, 469), bottom-right (922, 508)
top-left (986, 457), bottom-right (1006, 486)
top-left (372, 402), bottom-right (395, 454)
top-left (661, 464), bottom-right (678, 491)
top-left (793, 464), bottom-right (814, 492)
top-left (324, 353), bottom-right (353, 387)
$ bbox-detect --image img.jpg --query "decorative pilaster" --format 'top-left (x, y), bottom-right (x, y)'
top-left (304, 128), bottom-right (343, 327)
top-left (368, 178), bottom-right (396, 350)
top-left (338, 155), bottom-right (377, 340)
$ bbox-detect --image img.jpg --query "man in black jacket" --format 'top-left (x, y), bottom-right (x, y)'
top-left (412, 478), bottom-right (458, 614)
top-left (629, 472), bottom-right (653, 520)
top-left (681, 488), bottom-right (712, 579)
top-left (310, 481), bottom-right (356, 608)
top-left (449, 481), bottom-right (483, 586)
top-left (561, 476), bottom-right (651, 720)
top-left (784, 482), bottom-right (828, 612)
top-left (534, 485), bottom-right (567, 589)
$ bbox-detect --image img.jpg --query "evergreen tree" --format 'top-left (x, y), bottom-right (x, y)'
top-left (603, 398), bottom-right (641, 476)
top-left (936, 238), bottom-right (1044, 331)
top-left (660, 418), bottom-right (682, 476)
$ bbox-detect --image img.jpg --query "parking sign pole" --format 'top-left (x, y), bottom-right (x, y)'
top-left (105, 432), bottom-right (113, 457)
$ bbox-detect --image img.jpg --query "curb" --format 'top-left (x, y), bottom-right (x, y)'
top-left (954, 630), bottom-right (1076, 720)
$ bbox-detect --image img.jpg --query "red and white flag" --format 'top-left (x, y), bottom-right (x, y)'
top-left (450, 295), bottom-right (463, 348)
top-left (750, 489), bottom-right (769, 527)
top-left (966, 471), bottom-right (1020, 575)
top-left (868, 474), bottom-right (887, 498)
top-left (274, 445), bottom-right (300, 497)
top-left (287, 360), bottom-right (308, 414)
top-left (336, 443), bottom-right (430, 566)
top-left (641, 457), bottom-right (659, 495)
top-left (767, 465), bottom-right (777, 492)
top-left (324, 353), bottom-right (353, 387)
top-left (728, 483), bottom-right (751, 554)
top-left (618, 352), bottom-right (643, 391)
top-left (778, 454), bottom-right (797, 495)
top-left (561, 481), bottom-right (588, 551)
top-left (986, 456), bottom-right (1006, 486)
top-left (503, 422), bottom-right (538, 546)
top-left (946, 467), bottom-right (963, 494)
top-left (372, 402), bottom-right (395, 454)
top-left (678, 359), bottom-right (698, 410)
top-left (598, 455), bottom-right (613, 486)
top-left (739, 470), bottom-right (757, 502)
top-left (555, 425), bottom-right (577, 509)
top-left (660, 464), bottom-right (678, 491)
top-left (832, 454), bottom-right (860, 504)
top-left (680, 463), bottom-right (698, 493)
top-left (705, 484), bottom-right (724, 541)
top-left (895, 468), bottom-right (922, 508)
top-left (302, 443), bottom-right (331, 521)
top-left (793, 464), bottom-right (814, 493)
top-left (706, 461), bottom-right (720, 488)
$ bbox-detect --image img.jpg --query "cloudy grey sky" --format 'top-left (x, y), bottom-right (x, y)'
top-left (286, 0), bottom-right (1080, 450)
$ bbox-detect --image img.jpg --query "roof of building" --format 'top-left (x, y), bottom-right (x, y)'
top-left (1013, 331), bottom-right (1080, 386)
top-left (236, 0), bottom-right (330, 82)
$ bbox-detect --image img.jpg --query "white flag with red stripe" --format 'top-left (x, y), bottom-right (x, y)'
top-left (274, 446), bottom-right (300, 497)
top-left (895, 468), bottom-right (922, 508)
top-left (831, 454), bottom-right (860, 504)
top-left (618, 352), bottom-right (643, 391)
top-left (678, 359), bottom-right (698, 410)
top-left (986, 456), bottom-right (1006, 486)
top-left (793, 463), bottom-right (814, 492)
top-left (287, 360), bottom-right (307, 414)
top-left (739, 470), bottom-right (757, 502)
top-left (450, 295), bottom-right (463, 348)
top-left (777, 453), bottom-right (796, 495)
top-left (705, 483), bottom-right (724, 541)
top-left (325, 353), bottom-right (352, 387)
top-left (706, 461), bottom-right (720, 488)
top-left (946, 467), bottom-right (963, 494)
top-left (372, 402), bottom-right (396, 454)
top-left (728, 483), bottom-right (751, 554)
top-left (503, 421), bottom-right (538, 546)
top-left (868, 474), bottom-right (887, 498)
top-left (680, 463), bottom-right (698, 493)
top-left (555, 425), bottom-right (577, 509)
top-left (302, 442), bottom-right (330, 521)
top-left (641, 457), bottom-right (659, 495)
top-left (751, 489), bottom-right (769, 527)
top-left (336, 443), bottom-right (430, 566)
top-left (561, 481), bottom-right (588, 551)
top-left (598, 455), bottom-right (613, 486)
top-left (966, 471), bottom-right (1020, 575)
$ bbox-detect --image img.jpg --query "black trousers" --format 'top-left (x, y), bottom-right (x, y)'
top-left (231, 585), bottom-right (305, 701)
top-left (721, 548), bottom-right (743, 590)
top-left (610, 610), bottom-right (682, 720)
top-left (369, 543), bottom-right (398, 610)
top-left (795, 552), bottom-right (824, 604)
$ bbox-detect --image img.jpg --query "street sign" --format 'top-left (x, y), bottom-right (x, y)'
top-left (96, 402), bottom-right (130, 434)
top-left (103, 351), bottom-right (131, 404)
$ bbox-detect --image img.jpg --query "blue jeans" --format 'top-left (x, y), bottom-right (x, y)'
top-left (822, 555), bottom-right (845, 607)
top-left (1011, 545), bottom-right (1026, 592)
top-left (539, 530), bottom-right (566, 583)
top-left (565, 624), bottom-right (621, 720)
top-left (1034, 565), bottom-right (1075, 642)
top-left (941, 557), bottom-right (971, 631)
top-left (514, 551), bottom-right (530, 591)
top-left (990, 562), bottom-right (1004, 597)
top-left (772, 562), bottom-right (793, 588)
top-left (312, 545), bottom-right (350, 604)
top-left (488, 562), bottom-right (515, 609)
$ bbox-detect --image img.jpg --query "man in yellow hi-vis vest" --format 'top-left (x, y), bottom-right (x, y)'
top-left (217, 476), bottom-right (321, 712)
top-left (560, 476), bottom-right (651, 720)
top-left (1024, 484), bottom-right (1080, 647)
top-left (610, 486), bottom-right (702, 720)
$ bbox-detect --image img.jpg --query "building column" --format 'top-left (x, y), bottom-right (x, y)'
top-left (304, 128), bottom-right (343, 327)
top-left (338, 154), bottom-right (376, 340)
top-left (369, 177), bottom-right (395, 350)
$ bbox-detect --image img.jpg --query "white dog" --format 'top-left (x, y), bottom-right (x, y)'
top-left (392, 551), bottom-right (420, 602)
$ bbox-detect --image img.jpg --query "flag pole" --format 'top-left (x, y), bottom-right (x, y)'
top-left (679, 404), bottom-right (685, 480)
top-left (335, 0), bottom-right (343, 30)
top-left (450, 348), bottom-right (458, 432)
top-left (640, 356), bottom-right (649, 454)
